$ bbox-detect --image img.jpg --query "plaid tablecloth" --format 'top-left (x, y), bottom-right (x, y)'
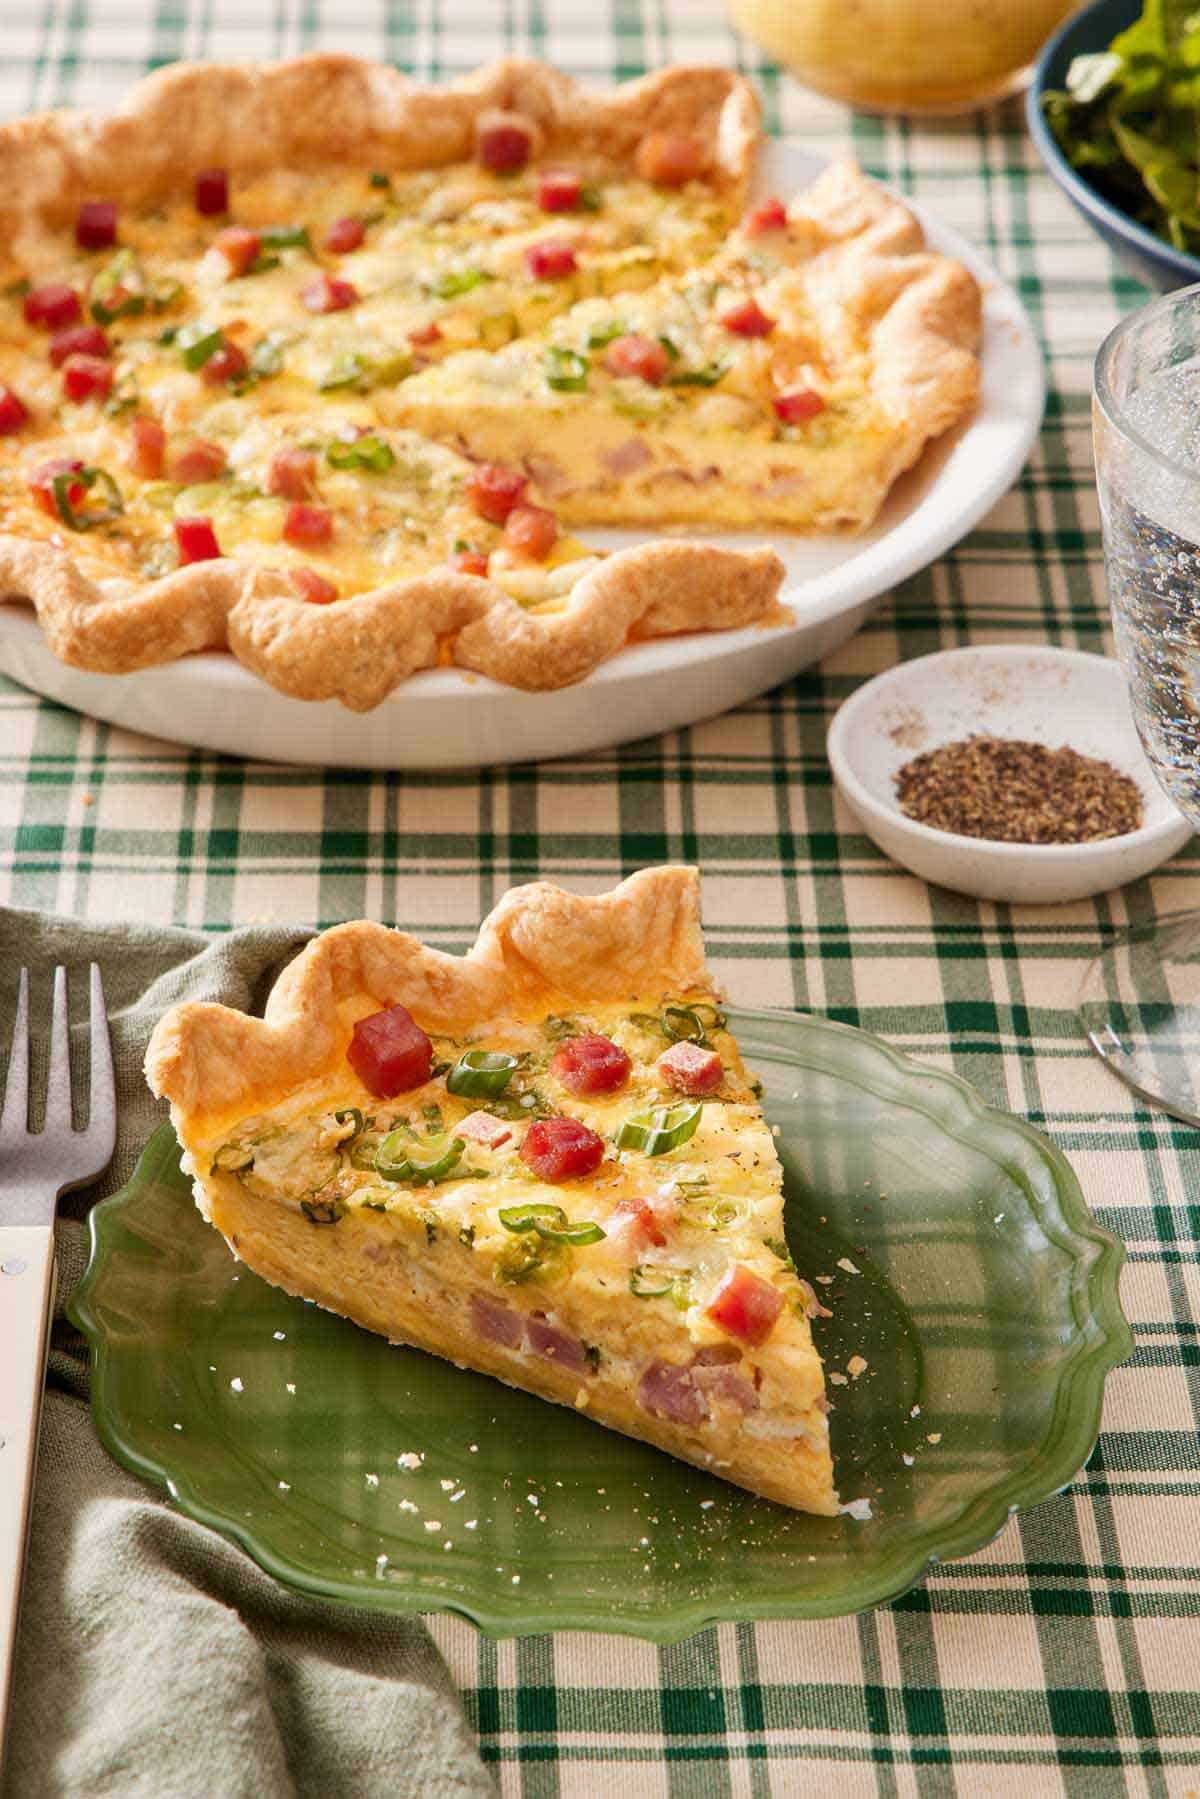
top-left (3, 2), bottom-right (1199, 1793)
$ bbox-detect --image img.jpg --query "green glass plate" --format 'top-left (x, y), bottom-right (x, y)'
top-left (69, 1008), bottom-right (1132, 1641)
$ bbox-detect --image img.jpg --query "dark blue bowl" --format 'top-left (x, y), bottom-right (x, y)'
top-left (1027, 0), bottom-right (1200, 291)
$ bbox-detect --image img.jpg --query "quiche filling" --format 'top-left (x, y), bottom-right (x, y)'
top-left (0, 57), bottom-right (979, 700)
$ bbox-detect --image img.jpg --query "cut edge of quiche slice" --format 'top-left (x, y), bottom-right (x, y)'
top-left (391, 159), bottom-right (983, 533)
top-left (145, 866), bottom-right (839, 1515)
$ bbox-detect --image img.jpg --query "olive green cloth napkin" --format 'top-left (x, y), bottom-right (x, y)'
top-left (0, 907), bottom-right (493, 1799)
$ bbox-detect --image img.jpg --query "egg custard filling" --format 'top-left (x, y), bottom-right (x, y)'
top-left (0, 54), bottom-right (979, 705)
top-left (146, 867), bottom-right (838, 1514)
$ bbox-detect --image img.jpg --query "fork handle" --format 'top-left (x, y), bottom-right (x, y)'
top-left (0, 1223), bottom-right (55, 1753)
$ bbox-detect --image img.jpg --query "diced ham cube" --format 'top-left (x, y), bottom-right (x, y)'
top-left (76, 201), bottom-right (117, 250)
top-left (637, 1359), bottom-right (704, 1426)
top-left (744, 197), bottom-right (788, 236)
top-left (24, 284), bottom-right (82, 331)
top-left (706, 1266), bottom-right (784, 1348)
top-left (174, 516), bottom-right (222, 564)
top-left (290, 566), bottom-right (339, 605)
top-left (692, 1363), bottom-right (758, 1412)
top-left (524, 240), bottom-right (577, 281)
top-left (468, 462), bottom-right (527, 523)
top-left (127, 415), bottom-right (166, 478)
top-left (301, 273), bottom-right (359, 313)
top-left (773, 388), bottom-right (825, 425)
top-left (202, 341), bottom-right (249, 386)
top-left (194, 168), bottom-right (229, 215)
top-left (346, 1002), bottom-right (433, 1097)
top-left (502, 503), bottom-right (557, 562)
top-left (550, 1034), bottom-right (631, 1096)
top-left (470, 1292), bottom-right (523, 1349)
top-left (324, 215), bottom-right (366, 254)
top-left (658, 1040), bottom-right (723, 1096)
top-left (30, 457), bottom-right (85, 517)
top-left (212, 226), bottom-right (261, 277)
top-left (634, 132), bottom-right (707, 188)
top-left (0, 386), bottom-right (28, 435)
top-left (720, 298), bottom-right (775, 338)
top-left (282, 502), bottom-right (333, 548)
top-left (604, 334), bottom-right (670, 386)
top-left (172, 439), bottom-right (227, 484)
top-left (475, 111), bottom-right (534, 174)
top-left (611, 1194), bottom-right (676, 1249)
top-left (456, 1110), bottom-right (513, 1150)
top-left (538, 171), bottom-right (582, 212)
top-left (519, 1116), bottom-right (605, 1182)
top-left (266, 448), bottom-right (318, 500)
top-left (449, 548), bottom-right (489, 577)
top-left (48, 324), bottom-right (109, 367)
top-left (61, 355), bottom-right (114, 403)
top-left (525, 1313), bottom-right (591, 1374)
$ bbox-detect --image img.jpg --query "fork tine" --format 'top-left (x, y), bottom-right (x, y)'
top-left (0, 967), bottom-right (30, 1137)
top-left (43, 965), bottom-right (72, 1130)
top-left (85, 964), bottom-right (115, 1150)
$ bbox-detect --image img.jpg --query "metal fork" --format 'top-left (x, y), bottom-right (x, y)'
top-left (0, 966), bottom-right (114, 1756)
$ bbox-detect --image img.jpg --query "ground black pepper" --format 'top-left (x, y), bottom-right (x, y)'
top-left (894, 736), bottom-right (1144, 844)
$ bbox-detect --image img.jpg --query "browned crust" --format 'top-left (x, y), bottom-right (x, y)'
top-left (0, 55), bottom-right (761, 261)
top-left (793, 160), bottom-right (982, 476)
top-left (0, 537), bottom-right (784, 707)
top-left (146, 865), bottom-right (710, 1125)
top-left (0, 54), bottom-right (784, 705)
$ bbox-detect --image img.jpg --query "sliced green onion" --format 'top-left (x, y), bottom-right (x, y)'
top-left (260, 223), bottom-right (310, 250)
top-left (656, 333), bottom-right (681, 361)
top-left (334, 1106), bottom-right (365, 1141)
top-left (487, 1085), bottom-right (552, 1121)
top-left (447, 1050), bottom-right (518, 1098)
top-left (542, 1014), bottom-right (581, 1039)
top-left (434, 267), bottom-right (491, 299)
top-left (89, 249), bottom-right (147, 323)
top-left (578, 182), bottom-right (604, 212)
top-left (51, 466), bottom-right (123, 532)
top-left (498, 1202), bottom-right (606, 1245)
top-left (478, 311), bottom-right (519, 348)
top-left (177, 320), bottom-right (225, 371)
top-left (318, 351), bottom-right (368, 392)
top-left (368, 170), bottom-right (393, 191)
top-left (248, 333), bottom-right (287, 380)
top-left (616, 1101), bottom-right (703, 1157)
top-left (375, 1127), bottom-right (465, 1185)
top-left (103, 372), bottom-right (139, 417)
top-left (629, 1266), bottom-right (673, 1297)
top-left (150, 276), bottom-right (183, 312)
top-left (325, 434), bottom-right (396, 473)
top-left (246, 252), bottom-right (281, 275)
top-left (543, 346), bottom-right (589, 392)
top-left (667, 361), bottom-right (728, 388)
top-left (300, 1196), bottom-right (344, 1224)
top-left (681, 1193), bottom-right (748, 1231)
top-left (213, 1140), bottom-right (253, 1171)
top-left (586, 318), bottom-right (626, 349)
top-left (664, 1002), bottom-right (726, 1045)
top-left (630, 1265), bottom-right (692, 1307)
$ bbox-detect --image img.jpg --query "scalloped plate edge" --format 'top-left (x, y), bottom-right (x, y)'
top-left (69, 1010), bottom-right (1134, 1640)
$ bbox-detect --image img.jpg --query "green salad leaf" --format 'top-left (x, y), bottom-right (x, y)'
top-left (1043, 0), bottom-right (1200, 254)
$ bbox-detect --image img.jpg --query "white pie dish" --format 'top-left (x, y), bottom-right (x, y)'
top-left (0, 141), bottom-right (1044, 769)
top-left (826, 645), bottom-right (1193, 904)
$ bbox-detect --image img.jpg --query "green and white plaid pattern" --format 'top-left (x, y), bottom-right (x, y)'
top-left (3, 2), bottom-right (1200, 1791)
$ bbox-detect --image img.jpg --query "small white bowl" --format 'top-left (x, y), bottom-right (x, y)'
top-left (827, 646), bottom-right (1193, 904)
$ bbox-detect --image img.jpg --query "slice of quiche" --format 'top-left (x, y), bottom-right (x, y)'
top-left (145, 867), bottom-right (838, 1514)
top-left (390, 159), bottom-right (983, 532)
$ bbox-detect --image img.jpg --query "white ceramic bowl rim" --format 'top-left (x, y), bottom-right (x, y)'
top-left (827, 646), bottom-right (1184, 863)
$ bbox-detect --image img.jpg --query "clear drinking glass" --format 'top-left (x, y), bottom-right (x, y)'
top-left (1084, 287), bottom-right (1200, 1121)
